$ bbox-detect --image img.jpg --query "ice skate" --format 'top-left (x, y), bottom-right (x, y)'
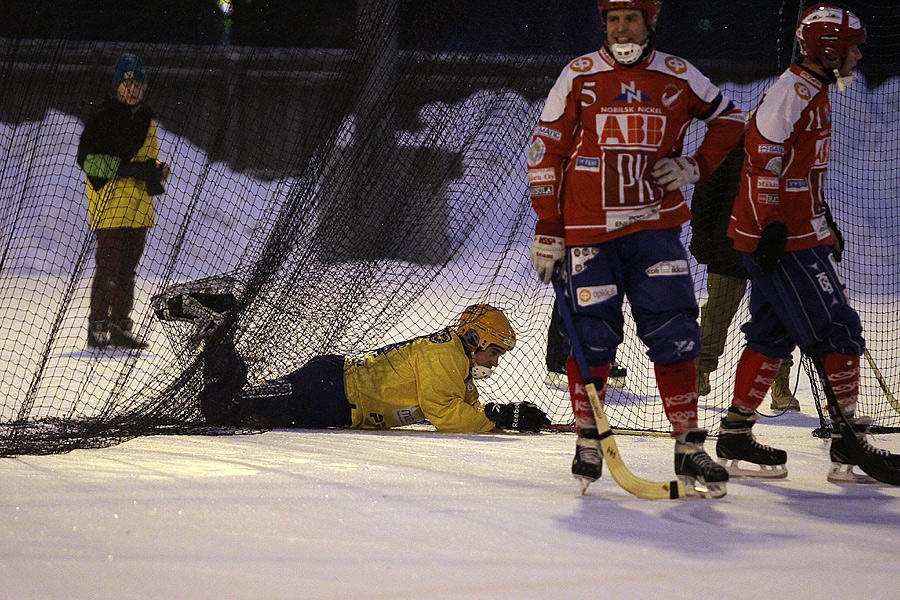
top-left (108, 318), bottom-right (149, 350)
top-left (675, 429), bottom-right (728, 498)
top-left (572, 431), bottom-right (603, 494)
top-left (716, 408), bottom-right (787, 478)
top-left (86, 320), bottom-right (109, 349)
top-left (828, 417), bottom-right (900, 484)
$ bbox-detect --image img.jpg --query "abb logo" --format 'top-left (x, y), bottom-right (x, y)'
top-left (595, 113), bottom-right (666, 148)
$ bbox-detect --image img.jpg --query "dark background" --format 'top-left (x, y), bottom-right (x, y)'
top-left (2, 1), bottom-right (898, 81)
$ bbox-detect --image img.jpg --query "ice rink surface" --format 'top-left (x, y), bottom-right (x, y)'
top-left (2, 409), bottom-right (899, 600)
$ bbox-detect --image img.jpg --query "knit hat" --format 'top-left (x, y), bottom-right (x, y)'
top-left (112, 53), bottom-right (147, 87)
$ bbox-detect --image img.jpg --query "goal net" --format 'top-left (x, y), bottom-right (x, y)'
top-left (1, 1), bottom-right (898, 455)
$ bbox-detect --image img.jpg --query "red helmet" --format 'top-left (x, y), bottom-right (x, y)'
top-left (598, 0), bottom-right (662, 31)
top-left (796, 4), bottom-right (866, 64)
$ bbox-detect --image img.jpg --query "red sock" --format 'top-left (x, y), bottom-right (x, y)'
top-left (654, 359), bottom-right (698, 435)
top-left (566, 355), bottom-right (610, 434)
top-left (732, 347), bottom-right (782, 413)
top-left (821, 352), bottom-right (860, 415)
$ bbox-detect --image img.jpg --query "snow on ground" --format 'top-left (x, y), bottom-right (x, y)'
top-left (1, 411), bottom-right (899, 600)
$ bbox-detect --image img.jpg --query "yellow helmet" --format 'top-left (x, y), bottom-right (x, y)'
top-left (456, 304), bottom-right (516, 352)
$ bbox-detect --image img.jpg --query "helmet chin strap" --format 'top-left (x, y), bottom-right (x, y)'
top-left (609, 42), bottom-right (647, 65)
top-left (833, 69), bottom-right (856, 92)
top-left (470, 358), bottom-right (493, 380)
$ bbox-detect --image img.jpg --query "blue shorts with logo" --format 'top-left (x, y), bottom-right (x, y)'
top-left (740, 246), bottom-right (864, 359)
top-left (553, 228), bottom-right (700, 367)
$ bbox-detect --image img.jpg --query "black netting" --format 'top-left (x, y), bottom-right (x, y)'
top-left (1, 1), bottom-right (898, 455)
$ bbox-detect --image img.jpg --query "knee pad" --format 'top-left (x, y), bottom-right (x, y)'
top-left (643, 312), bottom-right (701, 365)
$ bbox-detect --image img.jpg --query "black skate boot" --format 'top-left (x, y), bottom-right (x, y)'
top-left (675, 429), bottom-right (729, 498)
top-left (109, 318), bottom-right (149, 350)
top-left (198, 339), bottom-right (248, 426)
top-left (87, 320), bottom-right (109, 349)
top-left (716, 407), bottom-right (787, 478)
top-left (572, 428), bottom-right (603, 494)
top-left (829, 416), bottom-right (900, 484)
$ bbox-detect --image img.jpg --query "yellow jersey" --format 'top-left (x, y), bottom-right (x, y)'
top-left (343, 329), bottom-right (497, 433)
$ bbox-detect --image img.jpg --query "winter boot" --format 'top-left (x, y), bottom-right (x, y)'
top-left (572, 429), bottom-right (603, 494)
top-left (696, 371), bottom-right (711, 397)
top-left (108, 318), bottom-right (149, 350)
top-left (828, 416), bottom-right (900, 483)
top-left (675, 429), bottom-right (728, 498)
top-left (716, 407), bottom-right (787, 478)
top-left (87, 320), bottom-right (109, 349)
top-left (769, 367), bottom-right (799, 411)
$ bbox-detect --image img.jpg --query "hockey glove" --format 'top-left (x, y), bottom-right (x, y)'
top-left (753, 222), bottom-right (788, 274)
top-left (484, 402), bottom-right (550, 433)
top-left (651, 156), bottom-right (700, 192)
top-left (530, 235), bottom-right (565, 284)
top-left (823, 202), bottom-right (844, 262)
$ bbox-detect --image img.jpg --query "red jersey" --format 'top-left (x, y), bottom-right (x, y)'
top-left (529, 46), bottom-right (744, 246)
top-left (729, 64), bottom-right (835, 253)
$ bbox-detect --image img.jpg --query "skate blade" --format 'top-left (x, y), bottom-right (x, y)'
top-left (718, 458), bottom-right (788, 479)
top-left (574, 474), bottom-right (598, 495)
top-left (678, 475), bottom-right (727, 499)
top-left (827, 463), bottom-right (878, 485)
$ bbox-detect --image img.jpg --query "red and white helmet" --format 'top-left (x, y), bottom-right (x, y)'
top-left (796, 4), bottom-right (866, 64)
top-left (598, 0), bottom-right (662, 31)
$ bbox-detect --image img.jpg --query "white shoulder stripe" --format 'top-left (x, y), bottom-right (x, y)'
top-left (540, 51), bottom-right (608, 123)
top-left (756, 70), bottom-right (815, 144)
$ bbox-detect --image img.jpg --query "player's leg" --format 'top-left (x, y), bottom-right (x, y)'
top-left (556, 245), bottom-right (625, 491)
top-left (237, 355), bottom-right (351, 429)
top-left (623, 229), bottom-right (727, 496)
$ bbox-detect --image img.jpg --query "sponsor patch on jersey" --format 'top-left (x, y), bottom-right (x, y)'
top-left (429, 330), bottom-right (452, 344)
top-left (570, 56), bottom-right (594, 73)
top-left (664, 56), bottom-right (688, 75)
top-left (535, 126), bottom-right (562, 141)
top-left (606, 206), bottom-right (659, 231)
top-left (645, 260), bottom-right (689, 276)
top-left (576, 285), bottom-right (617, 307)
top-left (528, 168), bottom-right (556, 183)
top-left (614, 81), bottom-right (652, 102)
top-left (530, 185), bottom-right (553, 197)
top-left (758, 193), bottom-right (780, 204)
top-left (785, 178), bottom-right (809, 191)
top-left (574, 156), bottom-right (601, 172)
top-left (757, 176), bottom-right (779, 189)
top-left (393, 406), bottom-right (426, 426)
top-left (813, 215), bottom-right (830, 240)
top-left (661, 83), bottom-right (684, 110)
top-left (765, 156), bottom-right (783, 176)
top-left (528, 138), bottom-right (546, 166)
top-left (799, 69), bottom-right (821, 87)
top-left (794, 82), bottom-right (812, 100)
top-left (758, 144), bottom-right (785, 155)
top-left (570, 246), bottom-right (600, 273)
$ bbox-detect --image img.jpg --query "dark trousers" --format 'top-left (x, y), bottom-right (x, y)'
top-left (90, 227), bottom-right (147, 324)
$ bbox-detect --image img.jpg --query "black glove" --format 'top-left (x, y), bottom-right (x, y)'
top-left (823, 202), bottom-right (844, 262)
top-left (753, 222), bottom-right (788, 274)
top-left (118, 159), bottom-right (166, 196)
top-left (117, 158), bottom-right (161, 182)
top-left (484, 402), bottom-right (550, 433)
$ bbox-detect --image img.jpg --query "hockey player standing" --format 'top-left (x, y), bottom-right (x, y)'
top-left (718, 5), bottom-right (884, 483)
top-left (528, 0), bottom-right (744, 497)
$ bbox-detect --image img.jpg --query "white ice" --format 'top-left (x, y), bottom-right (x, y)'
top-left (2, 415), bottom-right (899, 600)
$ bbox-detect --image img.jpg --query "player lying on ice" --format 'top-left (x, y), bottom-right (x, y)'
top-left (156, 292), bottom-right (549, 434)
